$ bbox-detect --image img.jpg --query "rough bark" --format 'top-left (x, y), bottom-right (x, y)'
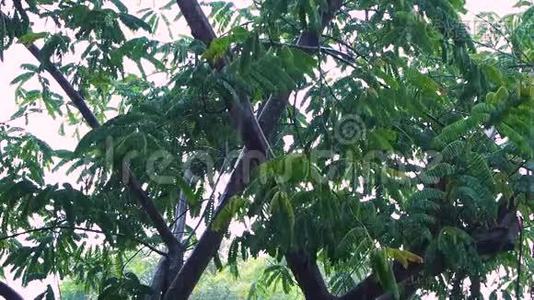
top-left (147, 258), bottom-right (167, 300)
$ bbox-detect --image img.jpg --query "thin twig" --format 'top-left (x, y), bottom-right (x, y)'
top-left (121, 247), bottom-right (147, 275)
top-left (322, 34), bottom-right (370, 63)
top-left (268, 40), bottom-right (357, 63)
top-left (288, 91), bottom-right (306, 150)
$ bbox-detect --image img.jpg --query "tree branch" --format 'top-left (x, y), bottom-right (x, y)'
top-left (175, 0), bottom-right (216, 46)
top-left (25, 44), bottom-right (100, 129)
top-left (148, 172), bottom-right (196, 300)
top-left (286, 251), bottom-right (334, 300)
top-left (126, 175), bottom-right (182, 252)
top-left (340, 209), bottom-right (522, 300)
top-left (176, 0), bottom-right (269, 155)
top-left (0, 281), bottom-right (23, 300)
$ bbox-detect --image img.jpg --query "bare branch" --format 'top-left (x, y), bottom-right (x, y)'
top-left (127, 174), bottom-right (182, 252)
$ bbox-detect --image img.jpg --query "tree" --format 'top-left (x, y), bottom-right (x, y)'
top-left (0, 0), bottom-right (533, 299)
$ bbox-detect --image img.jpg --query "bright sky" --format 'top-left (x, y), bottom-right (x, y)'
top-left (0, 0), bottom-right (526, 298)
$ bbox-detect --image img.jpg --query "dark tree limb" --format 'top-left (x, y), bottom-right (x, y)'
top-left (340, 209), bottom-right (522, 300)
top-left (167, 1), bottom-right (522, 299)
top-left (339, 260), bottom-right (424, 300)
top-left (286, 251), bottom-right (334, 300)
top-left (164, 1), bottom-right (343, 298)
top-left (164, 95), bottom-right (296, 298)
top-left (0, 281), bottom-right (23, 300)
top-left (175, 0), bottom-right (216, 46)
top-left (126, 175), bottom-right (182, 253)
top-left (175, 0), bottom-right (268, 155)
top-left (25, 44), bottom-right (100, 129)
top-left (27, 45), bottom-right (181, 253)
top-left (147, 258), bottom-right (167, 300)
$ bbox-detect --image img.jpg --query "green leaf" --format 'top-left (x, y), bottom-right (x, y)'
top-left (18, 32), bottom-right (47, 45)
top-left (119, 13), bottom-right (152, 32)
top-left (370, 250), bottom-right (400, 300)
top-left (176, 176), bottom-right (197, 207)
top-left (10, 72), bottom-right (34, 85)
top-left (212, 196), bottom-right (245, 231)
top-left (384, 248), bottom-right (424, 269)
top-left (514, 0), bottom-right (532, 7)
top-left (111, 0), bottom-right (128, 12)
top-left (406, 68), bottom-right (440, 94)
top-left (230, 26), bottom-right (250, 43)
top-left (202, 36), bottom-right (231, 61)
top-left (481, 64), bottom-right (503, 85)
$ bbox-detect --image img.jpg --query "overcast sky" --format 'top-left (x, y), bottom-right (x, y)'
top-left (0, 0), bottom-right (526, 298)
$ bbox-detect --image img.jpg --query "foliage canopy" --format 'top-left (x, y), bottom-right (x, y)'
top-left (0, 0), bottom-right (533, 299)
